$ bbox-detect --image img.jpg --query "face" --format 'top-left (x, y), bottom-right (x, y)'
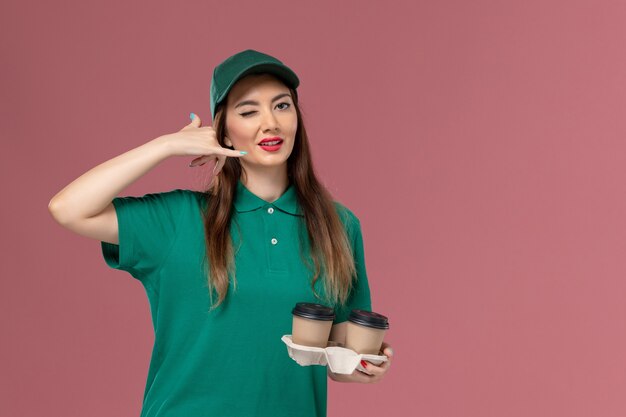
top-left (224, 73), bottom-right (298, 171)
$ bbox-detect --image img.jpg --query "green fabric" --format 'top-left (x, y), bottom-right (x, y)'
top-left (101, 179), bottom-right (372, 417)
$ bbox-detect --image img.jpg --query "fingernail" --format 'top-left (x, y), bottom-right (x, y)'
top-left (360, 360), bottom-right (368, 368)
top-left (239, 151), bottom-right (247, 155)
top-left (387, 348), bottom-right (394, 356)
top-left (190, 112), bottom-right (195, 121)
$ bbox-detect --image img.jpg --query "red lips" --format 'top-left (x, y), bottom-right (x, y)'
top-left (258, 136), bottom-right (283, 145)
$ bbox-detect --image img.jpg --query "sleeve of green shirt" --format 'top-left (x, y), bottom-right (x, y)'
top-left (100, 189), bottom-right (188, 283)
top-left (333, 205), bottom-right (373, 324)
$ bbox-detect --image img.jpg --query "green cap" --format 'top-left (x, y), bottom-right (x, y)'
top-left (210, 49), bottom-right (300, 121)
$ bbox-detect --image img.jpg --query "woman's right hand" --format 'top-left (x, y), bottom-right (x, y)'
top-left (161, 113), bottom-right (246, 174)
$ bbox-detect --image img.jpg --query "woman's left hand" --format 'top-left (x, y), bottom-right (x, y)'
top-left (327, 341), bottom-right (393, 383)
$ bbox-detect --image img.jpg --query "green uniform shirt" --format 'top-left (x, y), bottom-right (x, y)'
top-left (101, 179), bottom-right (372, 417)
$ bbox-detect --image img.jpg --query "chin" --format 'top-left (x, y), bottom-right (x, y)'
top-left (259, 158), bottom-right (290, 168)
top-left (243, 155), bottom-right (290, 168)
top-left (253, 147), bottom-right (293, 163)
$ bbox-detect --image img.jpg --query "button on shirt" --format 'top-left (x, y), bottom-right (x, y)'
top-left (100, 180), bottom-right (372, 417)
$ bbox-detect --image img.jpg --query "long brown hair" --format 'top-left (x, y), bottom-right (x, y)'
top-left (200, 77), bottom-right (356, 311)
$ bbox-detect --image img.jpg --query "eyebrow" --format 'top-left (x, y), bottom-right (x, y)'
top-left (234, 93), bottom-right (292, 109)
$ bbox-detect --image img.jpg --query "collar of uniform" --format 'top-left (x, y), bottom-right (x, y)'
top-left (234, 179), bottom-right (302, 216)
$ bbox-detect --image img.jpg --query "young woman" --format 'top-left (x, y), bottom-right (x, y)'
top-left (48, 49), bottom-right (393, 417)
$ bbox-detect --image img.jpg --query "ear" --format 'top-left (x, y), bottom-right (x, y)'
top-left (224, 136), bottom-right (233, 147)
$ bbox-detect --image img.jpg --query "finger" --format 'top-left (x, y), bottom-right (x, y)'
top-left (352, 369), bottom-right (377, 383)
top-left (363, 362), bottom-right (386, 377)
top-left (213, 155), bottom-right (225, 175)
top-left (380, 343), bottom-right (394, 358)
top-left (372, 356), bottom-right (392, 369)
top-left (189, 155), bottom-right (216, 168)
top-left (189, 112), bottom-right (202, 127)
top-left (198, 156), bottom-right (208, 167)
top-left (189, 146), bottom-right (244, 168)
top-left (379, 358), bottom-right (391, 370)
top-left (213, 147), bottom-right (247, 158)
top-left (190, 156), bottom-right (210, 166)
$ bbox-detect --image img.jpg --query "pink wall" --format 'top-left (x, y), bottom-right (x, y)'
top-left (3, 0), bottom-right (626, 415)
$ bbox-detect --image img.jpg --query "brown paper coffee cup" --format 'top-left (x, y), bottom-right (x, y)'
top-left (344, 310), bottom-right (390, 354)
top-left (291, 302), bottom-right (335, 348)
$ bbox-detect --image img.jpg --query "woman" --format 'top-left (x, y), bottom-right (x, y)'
top-left (48, 49), bottom-right (393, 417)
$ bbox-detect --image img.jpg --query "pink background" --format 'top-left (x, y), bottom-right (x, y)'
top-left (3, 0), bottom-right (626, 416)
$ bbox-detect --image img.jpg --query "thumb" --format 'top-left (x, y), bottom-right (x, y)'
top-left (189, 112), bottom-right (202, 127)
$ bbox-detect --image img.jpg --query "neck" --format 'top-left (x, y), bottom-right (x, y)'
top-left (240, 164), bottom-right (289, 203)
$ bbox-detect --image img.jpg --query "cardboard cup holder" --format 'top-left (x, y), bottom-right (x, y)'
top-left (281, 335), bottom-right (388, 375)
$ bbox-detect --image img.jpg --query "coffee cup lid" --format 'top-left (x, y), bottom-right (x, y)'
top-left (348, 309), bottom-right (390, 329)
top-left (292, 302), bottom-right (335, 321)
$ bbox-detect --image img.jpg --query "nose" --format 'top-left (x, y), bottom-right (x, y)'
top-left (261, 107), bottom-right (279, 132)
